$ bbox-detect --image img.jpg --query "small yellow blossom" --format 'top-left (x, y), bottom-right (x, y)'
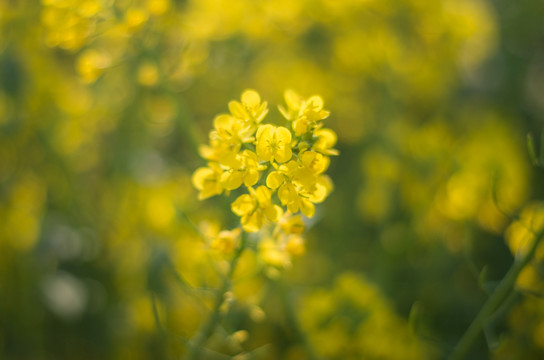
top-left (279, 214), bottom-right (306, 235)
top-left (279, 89), bottom-right (330, 136)
top-left (285, 235), bottom-right (306, 256)
top-left (313, 128), bottom-right (340, 156)
top-left (228, 89), bottom-right (269, 124)
top-left (211, 228), bottom-right (241, 254)
top-left (259, 238), bottom-right (290, 268)
top-left (76, 49), bottom-right (111, 83)
top-left (191, 163), bottom-right (223, 200)
top-left (125, 8), bottom-right (148, 31)
top-left (138, 62), bottom-right (159, 86)
top-left (256, 124), bottom-right (292, 163)
top-left (231, 186), bottom-right (283, 232)
top-left (220, 150), bottom-right (266, 190)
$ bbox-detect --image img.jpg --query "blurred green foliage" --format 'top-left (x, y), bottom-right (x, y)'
top-left (1, 0), bottom-right (544, 359)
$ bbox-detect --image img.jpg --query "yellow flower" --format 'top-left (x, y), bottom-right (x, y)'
top-left (267, 152), bottom-right (328, 192)
top-left (191, 163), bottom-right (223, 200)
top-left (220, 150), bottom-right (266, 190)
top-left (313, 128), bottom-right (339, 156)
top-left (256, 124), bottom-right (292, 163)
top-left (277, 182), bottom-right (315, 217)
top-left (200, 114), bottom-right (255, 167)
top-left (278, 89), bottom-right (330, 136)
top-left (266, 157), bottom-right (332, 217)
top-left (228, 89), bottom-right (269, 124)
top-left (231, 186), bottom-right (283, 232)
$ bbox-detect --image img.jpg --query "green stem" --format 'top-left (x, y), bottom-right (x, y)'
top-left (185, 235), bottom-right (247, 360)
top-left (278, 279), bottom-right (322, 360)
top-left (448, 227), bottom-right (544, 360)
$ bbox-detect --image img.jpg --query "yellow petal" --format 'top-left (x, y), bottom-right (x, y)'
top-left (274, 146), bottom-right (292, 163)
top-left (276, 126), bottom-right (292, 144)
top-left (256, 124), bottom-right (273, 139)
top-left (306, 95), bottom-right (323, 111)
top-left (293, 168), bottom-right (315, 190)
top-left (300, 199), bottom-right (315, 217)
top-left (228, 101), bottom-right (247, 119)
top-left (192, 167), bottom-right (214, 190)
top-left (221, 171), bottom-right (244, 190)
top-left (278, 183), bottom-right (297, 205)
top-left (255, 186), bottom-right (272, 207)
top-left (232, 194), bottom-right (255, 216)
top-left (286, 235), bottom-right (305, 256)
top-left (293, 118), bottom-right (309, 136)
top-left (281, 215), bottom-right (305, 234)
top-left (241, 89), bottom-right (261, 108)
top-left (242, 212), bottom-right (262, 232)
top-left (301, 151), bottom-right (329, 174)
top-left (266, 171), bottom-right (284, 189)
top-left (278, 105), bottom-right (291, 121)
top-left (284, 89), bottom-right (302, 111)
top-left (213, 114), bottom-right (233, 130)
top-left (264, 204), bottom-right (282, 222)
top-left (244, 169), bottom-right (260, 187)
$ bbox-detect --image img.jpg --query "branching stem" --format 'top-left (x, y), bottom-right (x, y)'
top-left (448, 227), bottom-right (544, 360)
top-left (185, 235), bottom-right (247, 360)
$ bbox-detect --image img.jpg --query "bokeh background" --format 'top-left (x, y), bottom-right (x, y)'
top-left (2, 0), bottom-right (544, 359)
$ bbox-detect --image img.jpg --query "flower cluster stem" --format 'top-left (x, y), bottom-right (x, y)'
top-left (447, 227), bottom-right (544, 360)
top-left (185, 236), bottom-right (247, 360)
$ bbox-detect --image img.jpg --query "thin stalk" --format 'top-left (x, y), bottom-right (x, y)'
top-left (448, 227), bottom-right (544, 360)
top-left (185, 235), bottom-right (247, 360)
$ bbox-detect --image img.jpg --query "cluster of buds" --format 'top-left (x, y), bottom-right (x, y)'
top-left (192, 89), bottom-right (337, 263)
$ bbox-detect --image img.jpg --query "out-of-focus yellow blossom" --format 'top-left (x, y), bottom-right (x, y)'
top-left (76, 49), bottom-right (111, 83)
top-left (124, 7), bottom-right (148, 32)
top-left (259, 238), bottom-right (291, 268)
top-left (211, 228), bottom-right (242, 254)
top-left (285, 234), bottom-right (305, 256)
top-left (278, 213), bottom-right (305, 235)
top-left (300, 273), bottom-right (436, 359)
top-left (229, 89), bottom-right (269, 124)
top-left (137, 62), bottom-right (159, 86)
top-left (145, 0), bottom-right (170, 16)
top-left (258, 234), bottom-right (306, 270)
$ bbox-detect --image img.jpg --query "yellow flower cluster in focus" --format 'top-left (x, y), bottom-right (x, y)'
top-left (192, 89), bottom-right (337, 258)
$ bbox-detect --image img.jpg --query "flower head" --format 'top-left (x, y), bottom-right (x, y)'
top-left (193, 89), bottom-right (335, 247)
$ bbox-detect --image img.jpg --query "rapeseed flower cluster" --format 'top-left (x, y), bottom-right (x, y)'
top-left (192, 89), bottom-right (336, 260)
